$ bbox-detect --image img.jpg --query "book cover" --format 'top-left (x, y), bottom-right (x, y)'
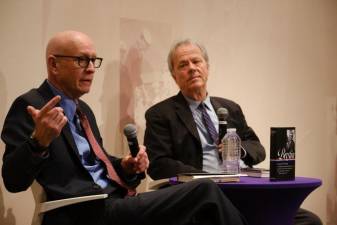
top-left (177, 173), bottom-right (240, 183)
top-left (270, 127), bottom-right (295, 181)
top-left (148, 178), bottom-right (171, 190)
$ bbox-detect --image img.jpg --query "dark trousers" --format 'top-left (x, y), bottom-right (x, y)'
top-left (294, 208), bottom-right (323, 225)
top-left (104, 179), bottom-right (247, 225)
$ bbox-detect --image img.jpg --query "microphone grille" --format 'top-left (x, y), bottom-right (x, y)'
top-left (123, 124), bottom-right (137, 138)
top-left (216, 107), bottom-right (229, 120)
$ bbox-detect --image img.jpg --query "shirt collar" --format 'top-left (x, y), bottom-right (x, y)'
top-left (184, 94), bottom-right (212, 111)
top-left (46, 80), bottom-right (77, 121)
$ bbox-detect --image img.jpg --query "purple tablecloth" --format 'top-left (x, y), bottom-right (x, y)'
top-left (169, 176), bottom-right (321, 225)
top-left (220, 176), bottom-right (321, 189)
top-left (218, 176), bottom-right (322, 225)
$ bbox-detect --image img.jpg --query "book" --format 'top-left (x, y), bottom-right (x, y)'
top-left (148, 178), bottom-right (171, 190)
top-left (270, 127), bottom-right (296, 180)
top-left (177, 173), bottom-right (240, 183)
top-left (241, 168), bottom-right (270, 178)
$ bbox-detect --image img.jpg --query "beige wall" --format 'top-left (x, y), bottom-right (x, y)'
top-left (1, 0), bottom-right (336, 224)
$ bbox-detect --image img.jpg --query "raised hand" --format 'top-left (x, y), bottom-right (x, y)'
top-left (27, 95), bottom-right (68, 147)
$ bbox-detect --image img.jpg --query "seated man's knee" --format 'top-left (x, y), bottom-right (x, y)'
top-left (190, 179), bottom-right (219, 191)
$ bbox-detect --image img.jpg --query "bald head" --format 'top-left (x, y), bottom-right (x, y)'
top-left (46, 30), bottom-right (94, 62)
top-left (45, 30), bottom-right (98, 99)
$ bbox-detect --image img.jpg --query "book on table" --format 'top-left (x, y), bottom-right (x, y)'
top-left (241, 168), bottom-right (270, 178)
top-left (177, 173), bottom-right (241, 183)
top-left (148, 178), bottom-right (171, 190)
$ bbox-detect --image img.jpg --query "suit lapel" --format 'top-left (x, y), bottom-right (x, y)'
top-left (61, 124), bottom-right (82, 159)
top-left (173, 95), bottom-right (226, 142)
top-left (210, 97), bottom-right (235, 128)
top-left (210, 97), bottom-right (222, 114)
top-left (174, 92), bottom-right (200, 142)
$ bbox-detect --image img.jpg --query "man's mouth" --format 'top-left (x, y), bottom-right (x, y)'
top-left (80, 79), bottom-right (92, 84)
top-left (189, 76), bottom-right (201, 82)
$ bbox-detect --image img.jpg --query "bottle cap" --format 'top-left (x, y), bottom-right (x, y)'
top-left (226, 128), bottom-right (237, 133)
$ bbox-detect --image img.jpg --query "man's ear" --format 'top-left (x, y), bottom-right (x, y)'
top-left (48, 56), bottom-right (58, 74)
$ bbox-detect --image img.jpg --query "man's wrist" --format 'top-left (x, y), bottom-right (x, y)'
top-left (29, 133), bottom-right (48, 153)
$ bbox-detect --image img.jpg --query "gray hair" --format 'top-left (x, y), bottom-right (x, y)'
top-left (167, 39), bottom-right (209, 75)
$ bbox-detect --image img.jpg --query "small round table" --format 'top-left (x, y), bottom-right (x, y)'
top-left (217, 176), bottom-right (322, 225)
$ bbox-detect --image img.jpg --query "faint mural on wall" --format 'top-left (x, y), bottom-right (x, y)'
top-left (100, 60), bottom-right (125, 157)
top-left (326, 97), bottom-right (337, 225)
top-left (119, 18), bottom-right (177, 146)
top-left (120, 29), bottom-right (151, 128)
top-left (0, 71), bottom-right (15, 225)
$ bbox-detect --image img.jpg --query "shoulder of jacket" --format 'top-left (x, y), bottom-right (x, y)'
top-left (210, 96), bottom-right (238, 106)
top-left (14, 88), bottom-right (45, 108)
top-left (146, 95), bottom-right (177, 113)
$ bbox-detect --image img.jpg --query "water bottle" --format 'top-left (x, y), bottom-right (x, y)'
top-left (222, 128), bottom-right (241, 174)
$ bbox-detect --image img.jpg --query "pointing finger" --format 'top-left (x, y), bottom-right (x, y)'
top-left (27, 105), bottom-right (39, 119)
top-left (39, 95), bottom-right (62, 116)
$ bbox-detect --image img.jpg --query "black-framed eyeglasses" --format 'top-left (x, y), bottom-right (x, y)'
top-left (53, 55), bottom-right (103, 68)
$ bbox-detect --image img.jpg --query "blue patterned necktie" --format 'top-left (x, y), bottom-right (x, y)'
top-left (198, 103), bottom-right (219, 144)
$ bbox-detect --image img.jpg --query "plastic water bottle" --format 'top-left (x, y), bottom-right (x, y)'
top-left (222, 128), bottom-right (241, 174)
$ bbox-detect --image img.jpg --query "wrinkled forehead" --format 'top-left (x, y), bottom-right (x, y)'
top-left (67, 38), bottom-right (96, 56)
top-left (174, 44), bottom-right (203, 61)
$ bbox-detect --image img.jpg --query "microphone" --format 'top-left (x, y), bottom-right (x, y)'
top-left (123, 124), bottom-right (139, 157)
top-left (217, 108), bottom-right (229, 143)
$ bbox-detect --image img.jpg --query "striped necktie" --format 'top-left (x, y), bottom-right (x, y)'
top-left (198, 103), bottom-right (219, 144)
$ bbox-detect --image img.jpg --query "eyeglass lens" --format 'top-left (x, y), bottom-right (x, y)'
top-left (78, 57), bottom-right (102, 68)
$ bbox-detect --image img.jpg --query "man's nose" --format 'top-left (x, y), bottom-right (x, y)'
top-left (86, 60), bottom-right (95, 72)
top-left (187, 61), bottom-right (197, 71)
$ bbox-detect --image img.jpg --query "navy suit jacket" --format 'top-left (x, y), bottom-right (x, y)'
top-left (144, 92), bottom-right (266, 180)
top-left (1, 80), bottom-right (142, 225)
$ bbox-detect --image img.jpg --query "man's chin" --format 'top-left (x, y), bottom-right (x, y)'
top-left (76, 88), bottom-right (90, 98)
top-left (189, 82), bottom-right (205, 90)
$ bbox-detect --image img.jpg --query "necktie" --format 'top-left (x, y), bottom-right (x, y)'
top-left (76, 108), bottom-right (136, 196)
top-left (198, 103), bottom-right (219, 144)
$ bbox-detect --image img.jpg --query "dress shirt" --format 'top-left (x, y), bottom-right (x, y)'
top-left (185, 95), bottom-right (222, 173)
top-left (47, 81), bottom-right (109, 188)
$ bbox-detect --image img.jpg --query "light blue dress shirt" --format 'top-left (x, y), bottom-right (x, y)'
top-left (185, 95), bottom-right (222, 173)
top-left (47, 81), bottom-right (109, 188)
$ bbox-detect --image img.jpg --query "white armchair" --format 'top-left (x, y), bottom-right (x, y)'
top-left (30, 181), bottom-right (108, 225)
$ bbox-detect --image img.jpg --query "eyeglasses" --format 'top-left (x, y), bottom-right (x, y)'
top-left (53, 55), bottom-right (103, 68)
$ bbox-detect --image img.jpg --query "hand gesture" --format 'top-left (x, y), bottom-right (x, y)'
top-left (27, 95), bottom-right (68, 147)
top-left (121, 145), bottom-right (149, 175)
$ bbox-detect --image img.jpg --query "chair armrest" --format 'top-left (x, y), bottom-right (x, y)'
top-left (38, 194), bottom-right (108, 213)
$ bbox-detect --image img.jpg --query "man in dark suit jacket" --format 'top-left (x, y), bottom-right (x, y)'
top-left (144, 39), bottom-right (265, 180)
top-left (145, 92), bottom-right (265, 179)
top-left (144, 39), bottom-right (322, 225)
top-left (1, 31), bottom-right (248, 225)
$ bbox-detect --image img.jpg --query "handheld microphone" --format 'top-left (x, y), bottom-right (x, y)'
top-left (123, 124), bottom-right (139, 157)
top-left (217, 108), bottom-right (229, 143)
